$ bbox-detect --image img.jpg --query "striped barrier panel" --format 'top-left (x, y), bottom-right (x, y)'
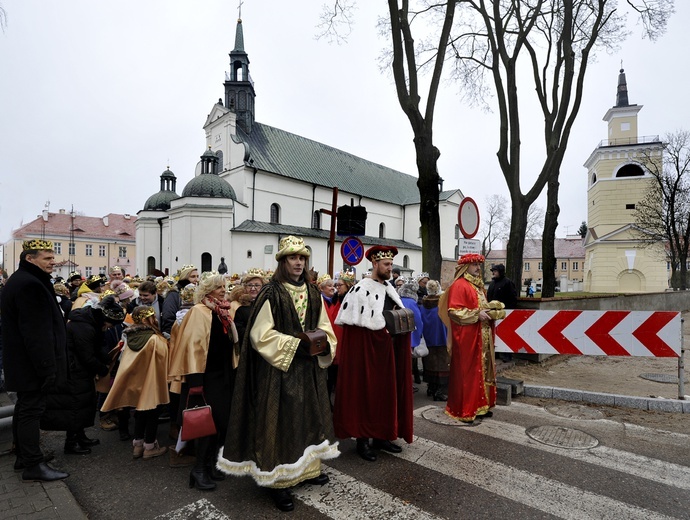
top-left (494, 310), bottom-right (681, 357)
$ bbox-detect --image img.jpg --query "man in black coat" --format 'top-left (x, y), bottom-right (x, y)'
top-left (487, 263), bottom-right (518, 309)
top-left (1, 239), bottom-right (69, 482)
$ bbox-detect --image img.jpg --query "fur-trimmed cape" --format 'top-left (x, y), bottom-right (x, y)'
top-left (335, 277), bottom-right (403, 331)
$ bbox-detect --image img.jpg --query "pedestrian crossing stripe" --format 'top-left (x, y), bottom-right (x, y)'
top-left (415, 404), bottom-right (690, 491)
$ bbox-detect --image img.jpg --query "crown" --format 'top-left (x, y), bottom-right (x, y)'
top-left (180, 264), bottom-right (196, 271)
top-left (132, 306), bottom-right (156, 323)
top-left (415, 272), bottom-right (430, 281)
top-left (200, 270), bottom-right (220, 282)
top-left (243, 268), bottom-right (265, 283)
top-left (316, 273), bottom-right (332, 285)
top-left (275, 235), bottom-right (310, 260)
top-left (87, 274), bottom-right (103, 284)
top-left (339, 270), bottom-right (356, 284)
top-left (22, 239), bottom-right (53, 251)
top-left (109, 266), bottom-right (122, 273)
top-left (100, 289), bottom-right (116, 299)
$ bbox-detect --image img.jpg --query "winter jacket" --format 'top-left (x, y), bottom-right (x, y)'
top-left (1, 259), bottom-right (68, 392)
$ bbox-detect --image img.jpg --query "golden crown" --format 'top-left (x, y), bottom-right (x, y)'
top-left (275, 235), bottom-right (310, 260)
top-left (181, 264), bottom-right (196, 271)
top-left (243, 268), bottom-right (265, 283)
top-left (132, 306), bottom-right (156, 323)
top-left (100, 289), bottom-right (116, 299)
top-left (109, 266), bottom-right (122, 273)
top-left (316, 273), bottom-right (332, 285)
top-left (22, 239), bottom-right (53, 251)
top-left (371, 250), bottom-right (394, 260)
top-left (339, 270), bottom-right (356, 284)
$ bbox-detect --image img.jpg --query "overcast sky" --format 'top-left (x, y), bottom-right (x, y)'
top-left (0, 1), bottom-right (687, 244)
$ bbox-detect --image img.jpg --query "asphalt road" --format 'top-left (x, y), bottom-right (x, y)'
top-left (27, 391), bottom-right (690, 520)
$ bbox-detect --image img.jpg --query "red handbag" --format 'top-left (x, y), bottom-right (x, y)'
top-left (181, 390), bottom-right (217, 441)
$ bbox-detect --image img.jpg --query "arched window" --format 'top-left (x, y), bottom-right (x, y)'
top-left (379, 222), bottom-right (386, 239)
top-left (201, 252), bottom-right (212, 273)
top-left (146, 256), bottom-right (156, 275)
top-left (270, 203), bottom-right (281, 224)
top-left (403, 255), bottom-right (410, 268)
top-left (312, 211), bottom-right (321, 230)
top-left (215, 150), bottom-right (224, 172)
top-left (615, 164), bottom-right (644, 177)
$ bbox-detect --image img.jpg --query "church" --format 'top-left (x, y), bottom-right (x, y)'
top-left (582, 69), bottom-right (667, 292)
top-left (135, 17), bottom-right (464, 278)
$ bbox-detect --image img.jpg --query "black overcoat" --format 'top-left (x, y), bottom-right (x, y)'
top-left (0, 259), bottom-right (68, 392)
top-left (42, 307), bottom-right (108, 431)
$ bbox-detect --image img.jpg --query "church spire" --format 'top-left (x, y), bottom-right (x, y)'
top-left (616, 67), bottom-right (629, 107)
top-left (224, 12), bottom-right (255, 134)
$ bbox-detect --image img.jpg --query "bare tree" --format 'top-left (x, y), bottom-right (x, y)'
top-left (634, 130), bottom-right (690, 289)
top-left (447, 0), bottom-right (673, 297)
top-left (318, 1), bottom-right (672, 286)
top-left (480, 194), bottom-right (510, 259)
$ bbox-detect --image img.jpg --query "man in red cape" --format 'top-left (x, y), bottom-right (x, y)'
top-left (333, 245), bottom-right (413, 461)
top-left (439, 253), bottom-right (505, 424)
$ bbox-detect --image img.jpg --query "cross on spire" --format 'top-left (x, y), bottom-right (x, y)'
top-left (238, 0), bottom-right (244, 19)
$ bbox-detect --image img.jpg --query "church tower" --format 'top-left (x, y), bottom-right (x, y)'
top-left (224, 17), bottom-right (255, 134)
top-left (582, 69), bottom-right (667, 292)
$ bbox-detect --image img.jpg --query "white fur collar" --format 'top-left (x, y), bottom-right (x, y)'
top-left (335, 277), bottom-right (403, 331)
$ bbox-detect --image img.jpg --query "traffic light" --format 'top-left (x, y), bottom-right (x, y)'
top-left (337, 204), bottom-right (367, 236)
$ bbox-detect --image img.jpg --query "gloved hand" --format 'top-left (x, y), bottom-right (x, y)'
top-left (41, 374), bottom-right (57, 394)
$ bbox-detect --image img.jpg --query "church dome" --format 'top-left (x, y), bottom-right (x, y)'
top-left (143, 168), bottom-right (179, 211)
top-left (181, 173), bottom-right (236, 199)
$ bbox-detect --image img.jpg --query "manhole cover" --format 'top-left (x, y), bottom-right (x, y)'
top-left (639, 373), bottom-right (688, 384)
top-left (526, 425), bottom-right (599, 450)
top-left (421, 407), bottom-right (482, 427)
top-left (545, 404), bottom-right (605, 420)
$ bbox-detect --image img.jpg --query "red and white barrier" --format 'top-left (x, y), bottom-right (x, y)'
top-left (494, 310), bottom-right (681, 357)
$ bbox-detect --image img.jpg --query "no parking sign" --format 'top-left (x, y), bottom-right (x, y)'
top-left (341, 236), bottom-right (364, 266)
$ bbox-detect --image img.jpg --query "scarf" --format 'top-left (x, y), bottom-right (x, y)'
top-left (203, 295), bottom-right (234, 334)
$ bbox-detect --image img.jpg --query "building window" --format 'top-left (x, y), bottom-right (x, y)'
top-left (625, 203), bottom-right (635, 210)
top-left (201, 252), bottom-right (212, 272)
top-left (54, 242), bottom-right (62, 254)
top-left (99, 245), bottom-right (106, 257)
top-left (379, 223), bottom-right (386, 239)
top-left (403, 255), bottom-right (409, 268)
top-left (86, 244), bottom-right (93, 256)
top-left (312, 211), bottom-right (321, 230)
top-left (99, 266), bottom-right (106, 275)
top-left (118, 246), bottom-right (127, 258)
top-left (454, 225), bottom-right (460, 240)
top-left (68, 242), bottom-right (75, 255)
top-left (538, 262), bottom-right (543, 271)
top-left (85, 267), bottom-right (92, 277)
top-left (247, 250), bottom-right (252, 258)
top-left (270, 203), bottom-right (280, 224)
top-left (524, 262), bottom-right (530, 271)
top-left (561, 261), bottom-right (567, 270)
top-left (573, 261), bottom-right (579, 270)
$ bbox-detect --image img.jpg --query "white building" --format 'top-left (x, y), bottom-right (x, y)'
top-left (136, 18), bottom-right (465, 278)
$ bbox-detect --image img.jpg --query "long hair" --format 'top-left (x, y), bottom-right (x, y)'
top-left (271, 256), bottom-right (312, 285)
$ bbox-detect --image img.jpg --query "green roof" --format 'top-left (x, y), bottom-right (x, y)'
top-left (232, 220), bottom-right (422, 250)
top-left (238, 123), bottom-right (460, 205)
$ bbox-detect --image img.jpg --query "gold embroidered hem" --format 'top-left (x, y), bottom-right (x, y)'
top-left (216, 440), bottom-right (339, 488)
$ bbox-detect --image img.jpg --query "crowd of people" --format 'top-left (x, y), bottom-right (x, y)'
top-left (1, 236), bottom-right (513, 512)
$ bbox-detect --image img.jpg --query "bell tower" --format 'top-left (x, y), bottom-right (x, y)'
top-left (582, 68), bottom-right (666, 292)
top-left (224, 16), bottom-right (256, 134)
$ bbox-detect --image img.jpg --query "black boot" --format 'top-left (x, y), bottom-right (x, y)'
top-left (22, 462), bottom-right (69, 482)
top-left (64, 433), bottom-right (91, 455)
top-left (76, 430), bottom-right (100, 447)
top-left (434, 384), bottom-right (448, 402)
top-left (269, 488), bottom-right (294, 512)
top-left (188, 437), bottom-right (216, 491)
top-left (427, 383), bottom-right (436, 397)
top-left (206, 439), bottom-right (225, 481)
top-left (356, 438), bottom-right (376, 462)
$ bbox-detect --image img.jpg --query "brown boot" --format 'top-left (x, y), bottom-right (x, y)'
top-left (143, 441), bottom-right (167, 460)
top-left (169, 447), bottom-right (196, 468)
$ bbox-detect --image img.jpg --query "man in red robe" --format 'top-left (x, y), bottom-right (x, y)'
top-left (439, 253), bottom-right (505, 424)
top-left (333, 246), bottom-right (413, 461)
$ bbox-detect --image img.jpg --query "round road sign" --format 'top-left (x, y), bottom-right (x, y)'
top-left (458, 197), bottom-right (480, 239)
top-left (341, 236), bottom-right (364, 266)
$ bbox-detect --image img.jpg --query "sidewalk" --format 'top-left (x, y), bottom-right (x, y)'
top-left (0, 393), bottom-right (87, 520)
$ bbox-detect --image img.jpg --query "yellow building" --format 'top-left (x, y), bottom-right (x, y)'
top-left (3, 208), bottom-right (137, 279)
top-left (583, 69), bottom-right (667, 292)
